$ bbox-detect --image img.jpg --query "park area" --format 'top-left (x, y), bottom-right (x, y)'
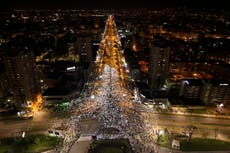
top-left (180, 138), bottom-right (230, 151)
top-left (158, 133), bottom-right (230, 151)
top-left (0, 134), bottom-right (63, 153)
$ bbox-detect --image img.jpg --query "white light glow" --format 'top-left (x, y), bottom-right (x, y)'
top-left (66, 66), bottom-right (76, 72)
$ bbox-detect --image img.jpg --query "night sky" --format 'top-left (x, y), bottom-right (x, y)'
top-left (1, 0), bottom-right (229, 10)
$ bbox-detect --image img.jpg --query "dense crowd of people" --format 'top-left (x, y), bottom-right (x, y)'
top-left (59, 15), bottom-right (158, 153)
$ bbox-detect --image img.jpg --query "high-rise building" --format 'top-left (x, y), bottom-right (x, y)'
top-left (182, 79), bottom-right (202, 100)
top-left (0, 63), bottom-right (9, 99)
top-left (178, 79), bottom-right (229, 105)
top-left (149, 41), bottom-right (170, 92)
top-left (201, 80), bottom-right (230, 105)
top-left (77, 35), bottom-right (92, 63)
top-left (2, 48), bottom-right (40, 109)
top-left (55, 33), bottom-right (68, 56)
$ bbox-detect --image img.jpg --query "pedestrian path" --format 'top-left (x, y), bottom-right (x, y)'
top-left (69, 136), bottom-right (91, 153)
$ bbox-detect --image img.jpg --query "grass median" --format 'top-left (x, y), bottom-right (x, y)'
top-left (158, 134), bottom-right (230, 152)
top-left (181, 138), bottom-right (230, 151)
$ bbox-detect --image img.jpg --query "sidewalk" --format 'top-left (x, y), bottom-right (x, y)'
top-left (152, 110), bottom-right (230, 119)
top-left (69, 136), bottom-right (91, 153)
top-left (41, 149), bottom-right (55, 153)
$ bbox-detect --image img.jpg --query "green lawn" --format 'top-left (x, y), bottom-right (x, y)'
top-left (0, 146), bottom-right (11, 153)
top-left (181, 138), bottom-right (230, 151)
top-left (158, 135), bottom-right (170, 148)
top-left (0, 134), bottom-right (63, 153)
top-left (88, 139), bottom-right (133, 153)
top-left (158, 135), bottom-right (230, 151)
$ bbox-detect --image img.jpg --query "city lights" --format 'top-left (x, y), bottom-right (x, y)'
top-left (28, 94), bottom-right (43, 114)
top-left (0, 7), bottom-right (230, 153)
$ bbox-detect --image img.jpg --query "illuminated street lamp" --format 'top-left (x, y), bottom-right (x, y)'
top-left (91, 95), bottom-right (95, 99)
top-left (219, 103), bottom-right (224, 108)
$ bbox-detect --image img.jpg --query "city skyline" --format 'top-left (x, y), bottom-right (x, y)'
top-left (0, 7), bottom-right (229, 153)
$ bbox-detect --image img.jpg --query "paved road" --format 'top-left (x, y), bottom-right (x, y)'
top-left (1, 109), bottom-right (229, 141)
top-left (69, 136), bottom-right (91, 153)
top-left (142, 112), bottom-right (230, 141)
top-left (0, 110), bottom-right (68, 138)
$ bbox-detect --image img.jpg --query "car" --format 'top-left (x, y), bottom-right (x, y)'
top-left (17, 110), bottom-right (33, 119)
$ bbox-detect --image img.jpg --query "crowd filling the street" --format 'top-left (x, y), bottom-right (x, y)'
top-left (59, 15), bottom-right (159, 153)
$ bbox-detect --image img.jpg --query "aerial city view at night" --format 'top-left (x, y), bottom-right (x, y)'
top-left (0, 0), bottom-right (230, 153)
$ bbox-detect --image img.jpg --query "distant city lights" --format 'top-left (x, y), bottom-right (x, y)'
top-left (219, 83), bottom-right (228, 86)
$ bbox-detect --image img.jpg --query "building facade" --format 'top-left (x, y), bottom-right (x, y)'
top-left (77, 35), bottom-right (92, 63)
top-left (201, 80), bottom-right (230, 105)
top-left (3, 50), bottom-right (40, 108)
top-left (149, 42), bottom-right (170, 91)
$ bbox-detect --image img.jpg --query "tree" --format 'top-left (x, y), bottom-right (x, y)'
top-left (183, 125), bottom-right (197, 141)
top-left (214, 128), bottom-right (219, 140)
top-left (164, 128), bottom-right (170, 140)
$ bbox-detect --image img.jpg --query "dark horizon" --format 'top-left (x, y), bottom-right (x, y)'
top-left (1, 0), bottom-right (229, 10)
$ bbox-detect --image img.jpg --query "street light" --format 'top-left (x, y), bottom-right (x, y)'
top-left (219, 103), bottom-right (224, 108)
top-left (22, 131), bottom-right (26, 138)
top-left (91, 95), bottom-right (95, 99)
